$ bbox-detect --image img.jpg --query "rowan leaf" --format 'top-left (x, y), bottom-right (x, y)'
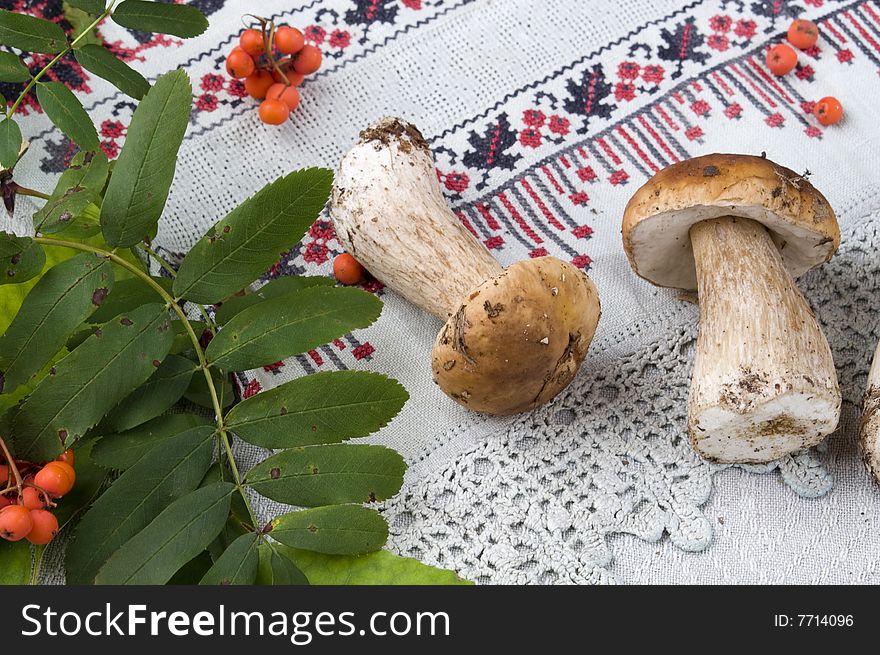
top-left (11, 302), bottom-right (174, 461)
top-left (95, 482), bottom-right (234, 584)
top-left (66, 425), bottom-right (215, 583)
top-left (0, 253), bottom-right (113, 395)
top-left (269, 505), bottom-right (388, 555)
top-left (0, 540), bottom-right (32, 584)
top-left (36, 81), bottom-right (99, 150)
top-left (184, 366), bottom-right (233, 409)
top-left (74, 44), bottom-right (149, 100)
top-left (206, 286), bottom-right (381, 372)
top-left (33, 150), bottom-right (109, 234)
top-left (111, 0), bottom-right (208, 39)
top-left (226, 371), bottom-right (407, 449)
top-left (0, 9), bottom-right (67, 53)
top-left (256, 544), bottom-right (308, 585)
top-left (200, 532), bottom-right (260, 585)
top-left (99, 354), bottom-right (196, 432)
top-left (173, 168), bottom-right (333, 304)
top-left (0, 51), bottom-right (29, 82)
top-left (67, 0), bottom-right (106, 15)
top-left (214, 276), bottom-right (334, 325)
top-left (87, 275), bottom-right (172, 323)
top-left (100, 69), bottom-right (191, 247)
top-left (91, 413), bottom-right (212, 470)
top-left (0, 233), bottom-right (44, 286)
top-left (0, 117), bottom-right (22, 168)
top-left (246, 444), bottom-right (405, 507)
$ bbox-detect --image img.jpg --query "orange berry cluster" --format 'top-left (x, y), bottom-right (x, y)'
top-left (226, 21), bottom-right (323, 125)
top-left (0, 450), bottom-right (76, 545)
top-left (765, 19), bottom-right (843, 126)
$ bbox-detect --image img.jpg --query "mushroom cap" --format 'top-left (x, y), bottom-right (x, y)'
top-left (622, 153), bottom-right (839, 290)
top-left (431, 256), bottom-right (600, 416)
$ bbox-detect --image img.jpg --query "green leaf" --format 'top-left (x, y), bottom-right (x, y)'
top-left (246, 444), bottom-right (405, 507)
top-left (100, 354), bottom-right (196, 432)
top-left (33, 150), bottom-right (109, 234)
top-left (12, 302), bottom-right (174, 461)
top-left (63, 2), bottom-right (102, 47)
top-left (168, 551), bottom-right (213, 584)
top-left (0, 253), bottom-right (113, 395)
top-left (256, 544), bottom-right (308, 585)
top-left (174, 169), bottom-right (333, 304)
top-left (100, 69), bottom-right (192, 247)
top-left (207, 286), bottom-right (381, 372)
top-left (200, 532), bottom-right (259, 585)
top-left (0, 540), bottom-right (32, 585)
top-left (67, 0), bottom-right (106, 15)
top-left (75, 44), bottom-right (149, 100)
top-left (111, 0), bottom-right (208, 38)
top-left (274, 546), bottom-right (471, 585)
top-left (0, 9), bottom-right (67, 53)
top-left (36, 81), bottom-right (99, 150)
top-left (66, 425), bottom-right (214, 583)
top-left (269, 505), bottom-right (388, 555)
top-left (227, 371), bottom-right (407, 449)
top-left (91, 413), bottom-right (211, 470)
top-left (169, 318), bottom-right (206, 355)
top-left (96, 482), bottom-right (234, 584)
top-left (88, 275), bottom-right (172, 323)
top-left (0, 51), bottom-right (29, 82)
top-left (0, 117), bottom-right (22, 169)
top-left (0, 233), bottom-right (44, 286)
top-left (215, 276), bottom-right (334, 325)
top-left (184, 366), bottom-right (233, 409)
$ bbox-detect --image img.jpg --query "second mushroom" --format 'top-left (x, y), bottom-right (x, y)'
top-left (331, 117), bottom-right (601, 416)
top-left (622, 153), bottom-right (841, 463)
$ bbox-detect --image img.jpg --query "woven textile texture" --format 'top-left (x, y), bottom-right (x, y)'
top-left (6, 0), bottom-right (880, 584)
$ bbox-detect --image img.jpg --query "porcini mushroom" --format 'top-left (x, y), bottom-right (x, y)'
top-left (622, 153), bottom-right (841, 463)
top-left (860, 343), bottom-right (880, 484)
top-left (330, 117), bottom-right (601, 415)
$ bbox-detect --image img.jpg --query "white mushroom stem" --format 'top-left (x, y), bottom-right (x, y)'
top-left (687, 216), bottom-right (840, 463)
top-left (860, 341), bottom-right (880, 483)
top-left (331, 120), bottom-right (502, 320)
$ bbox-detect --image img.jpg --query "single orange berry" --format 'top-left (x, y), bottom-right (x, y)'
top-left (56, 449), bottom-right (74, 466)
top-left (21, 487), bottom-right (50, 511)
top-left (239, 29), bottom-right (265, 57)
top-left (333, 253), bottom-right (366, 286)
top-left (275, 26), bottom-right (305, 55)
top-left (0, 505), bottom-right (33, 542)
top-left (266, 83), bottom-right (301, 111)
top-left (766, 43), bottom-right (797, 76)
top-left (293, 45), bottom-right (322, 75)
top-left (244, 70), bottom-right (275, 99)
top-left (787, 19), bottom-right (819, 50)
top-left (258, 98), bottom-right (290, 125)
top-left (34, 462), bottom-right (75, 498)
top-left (26, 509), bottom-right (58, 545)
top-left (813, 96), bottom-right (843, 125)
top-left (226, 47), bottom-right (256, 79)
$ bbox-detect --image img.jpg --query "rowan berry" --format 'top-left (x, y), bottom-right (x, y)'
top-left (34, 461), bottom-right (75, 498)
top-left (273, 68), bottom-right (305, 87)
top-left (787, 19), bottom-right (819, 50)
top-left (56, 449), bottom-right (74, 466)
top-left (21, 486), bottom-right (50, 510)
top-left (26, 509), bottom-right (58, 545)
top-left (333, 253), bottom-right (366, 285)
top-left (245, 70), bottom-right (275, 99)
top-left (293, 45), bottom-right (322, 75)
top-left (266, 83), bottom-right (301, 111)
top-left (0, 495), bottom-right (10, 509)
top-left (0, 505), bottom-right (33, 542)
top-left (258, 99), bottom-right (290, 125)
top-left (275, 26), bottom-right (305, 55)
top-left (813, 96), bottom-right (843, 125)
top-left (226, 47), bottom-right (256, 79)
top-left (239, 29), bottom-right (265, 57)
top-left (766, 43), bottom-right (797, 76)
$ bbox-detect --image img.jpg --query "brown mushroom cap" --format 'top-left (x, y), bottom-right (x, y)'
top-left (622, 153), bottom-right (839, 290)
top-left (431, 256), bottom-right (600, 415)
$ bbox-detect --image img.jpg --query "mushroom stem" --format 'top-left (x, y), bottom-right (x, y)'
top-left (860, 342), bottom-right (880, 483)
top-left (331, 118), bottom-right (502, 320)
top-left (688, 216), bottom-right (840, 463)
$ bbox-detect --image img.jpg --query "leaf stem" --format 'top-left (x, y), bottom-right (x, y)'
top-left (33, 235), bottom-right (258, 527)
top-left (7, 5), bottom-right (116, 118)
